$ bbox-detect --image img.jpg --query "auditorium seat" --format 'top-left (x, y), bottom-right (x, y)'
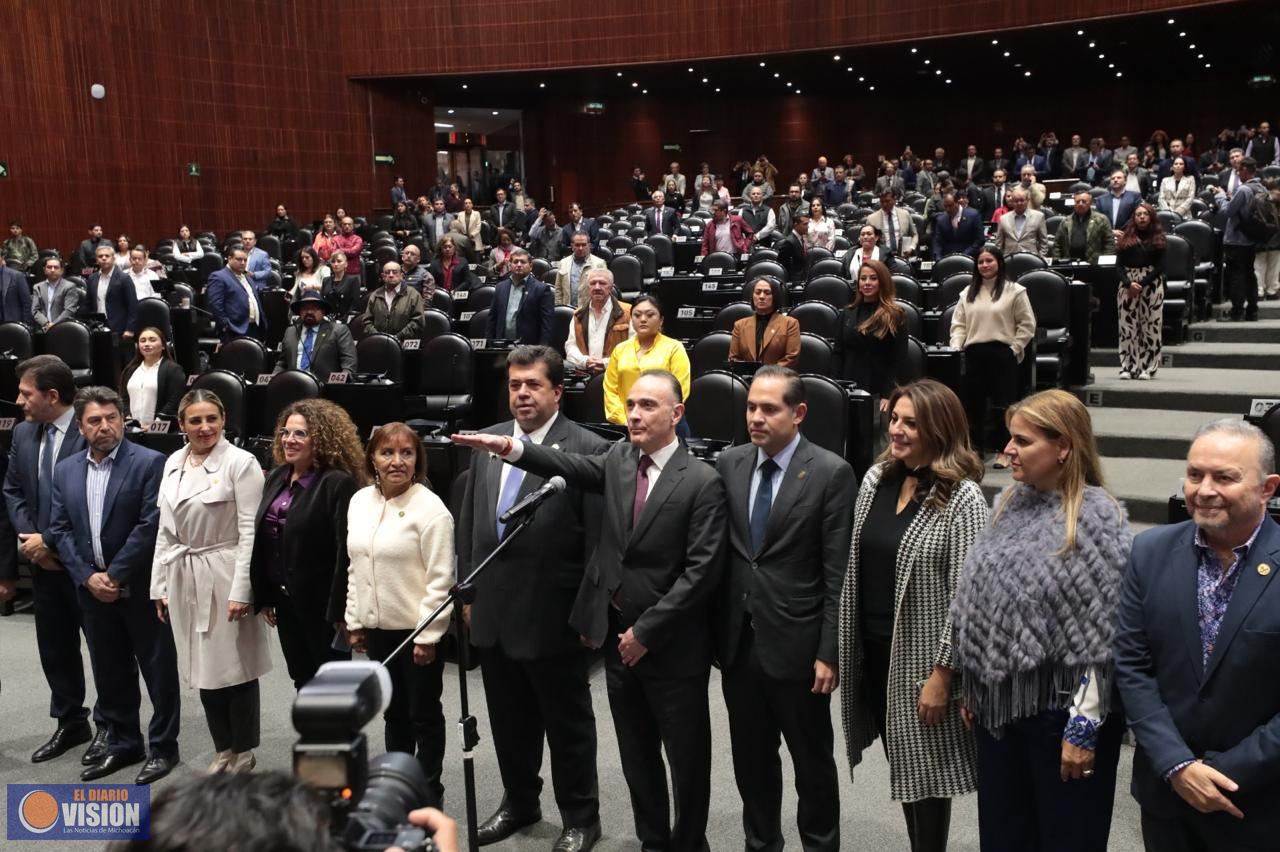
top-left (1005, 252), bottom-right (1047, 281)
top-left (937, 273), bottom-right (973, 307)
top-left (1261, 403), bottom-right (1280, 455)
top-left (260, 288), bottom-right (292, 349)
top-left (191, 370), bottom-right (248, 440)
top-left (892, 274), bottom-right (922, 306)
top-left (421, 308), bottom-right (452, 343)
top-left (807, 259), bottom-right (845, 280)
top-left (744, 260), bottom-right (786, 285)
top-left (714, 302), bottom-right (754, 332)
top-left (465, 285), bottom-right (496, 315)
top-left (356, 333), bottom-right (404, 381)
top-left (44, 320), bottom-right (94, 386)
top-left (902, 336), bottom-right (928, 382)
top-left (215, 336), bottom-right (270, 379)
top-left (684, 370), bottom-right (749, 445)
top-left (262, 369), bottom-right (323, 435)
top-left (607, 235), bottom-right (634, 254)
top-left (258, 234), bottom-right (281, 260)
top-left (795, 332), bottom-right (834, 376)
top-left (1161, 233), bottom-right (1194, 344)
top-left (646, 235), bottom-right (674, 270)
top-left (551, 305), bottom-right (575, 357)
top-left (936, 303), bottom-right (958, 346)
top-left (789, 300), bottom-right (840, 340)
top-left (1017, 270), bottom-right (1073, 388)
top-left (431, 289), bottom-right (453, 316)
top-left (886, 257), bottom-right (913, 276)
top-left (135, 297), bottom-right (173, 341)
top-left (700, 251), bottom-right (738, 276)
top-left (611, 254), bottom-right (643, 299)
top-left (900, 300), bottom-right (923, 339)
top-left (629, 243), bottom-right (658, 281)
top-left (1173, 220), bottom-right (1216, 319)
top-left (531, 258), bottom-right (552, 279)
top-left (804, 248), bottom-right (834, 273)
top-left (931, 254), bottom-right (976, 282)
top-left (579, 371), bottom-right (606, 424)
top-left (468, 309), bottom-right (491, 339)
top-left (797, 374), bottom-right (850, 461)
top-left (802, 275), bottom-right (852, 308)
top-left (691, 330), bottom-right (733, 377)
top-left (0, 322), bottom-right (33, 359)
top-left (1156, 210), bottom-right (1182, 232)
top-left (416, 333), bottom-right (474, 428)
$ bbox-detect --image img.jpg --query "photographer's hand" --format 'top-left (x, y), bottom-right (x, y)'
top-left (389, 807), bottom-right (458, 852)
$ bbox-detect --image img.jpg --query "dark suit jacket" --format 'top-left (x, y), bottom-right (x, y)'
top-left (1097, 190), bottom-right (1143, 230)
top-left (982, 185), bottom-right (1011, 222)
top-left (249, 466), bottom-right (357, 622)
top-left (487, 201), bottom-right (520, 233)
top-left (932, 207), bottom-right (985, 259)
top-left (274, 320), bottom-right (356, 378)
top-left (0, 266), bottom-right (32, 326)
top-left (644, 207), bottom-right (679, 237)
top-left (0, 453), bottom-right (17, 580)
top-left (321, 274), bottom-right (362, 317)
top-left (47, 439), bottom-right (165, 589)
top-left (4, 416), bottom-right (87, 539)
top-left (206, 267), bottom-right (267, 338)
top-left (713, 438), bottom-right (854, 678)
top-left (775, 233), bottom-right (807, 283)
top-left (86, 268), bottom-right (139, 335)
top-left (512, 440), bottom-right (727, 678)
top-left (487, 276), bottom-right (554, 344)
top-left (1116, 517), bottom-right (1280, 843)
top-left (1157, 156), bottom-right (1201, 180)
top-left (458, 416), bottom-right (609, 659)
top-left (559, 218), bottom-right (600, 251)
top-left (120, 359), bottom-right (187, 422)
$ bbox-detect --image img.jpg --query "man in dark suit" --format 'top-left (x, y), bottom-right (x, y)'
top-left (453, 369), bottom-right (728, 852)
top-left (714, 367), bottom-right (854, 852)
top-left (932, 193), bottom-right (985, 259)
top-left (644, 190), bottom-right (679, 238)
top-left (1158, 138), bottom-right (1201, 180)
top-left (0, 255), bottom-right (33, 325)
top-left (205, 246), bottom-right (267, 341)
top-left (988, 147), bottom-right (1012, 178)
top-left (775, 216), bottom-right (809, 283)
top-left (488, 187), bottom-right (520, 234)
top-left (48, 386), bottom-right (177, 784)
top-left (274, 292), bottom-right (355, 378)
top-left (86, 244), bottom-right (139, 369)
top-left (3, 355), bottom-right (105, 766)
top-left (559, 203), bottom-right (599, 252)
top-left (1116, 420), bottom-right (1280, 851)
top-left (1097, 170), bottom-right (1143, 232)
top-left (488, 249), bottom-right (554, 345)
top-left (982, 168), bottom-right (1010, 222)
top-left (74, 224), bottom-right (111, 274)
top-left (459, 346), bottom-right (609, 852)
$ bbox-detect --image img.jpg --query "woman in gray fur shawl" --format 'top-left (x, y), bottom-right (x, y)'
top-left (951, 389), bottom-right (1132, 852)
top-left (840, 379), bottom-right (987, 852)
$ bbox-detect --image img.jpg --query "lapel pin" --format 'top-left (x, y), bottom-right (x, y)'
top-left (399, 511), bottom-right (405, 518)
top-left (1259, 563), bottom-right (1272, 577)
top-left (552, 443), bottom-right (560, 450)
top-left (797, 469), bottom-right (807, 480)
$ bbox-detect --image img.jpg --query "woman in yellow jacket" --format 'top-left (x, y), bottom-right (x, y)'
top-left (603, 294), bottom-right (691, 425)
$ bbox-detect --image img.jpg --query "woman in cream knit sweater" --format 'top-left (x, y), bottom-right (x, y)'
top-left (345, 421), bottom-right (454, 806)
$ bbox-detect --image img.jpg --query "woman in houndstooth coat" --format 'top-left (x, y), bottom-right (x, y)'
top-left (839, 379), bottom-right (987, 852)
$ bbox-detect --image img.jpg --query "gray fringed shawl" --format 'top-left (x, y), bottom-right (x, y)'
top-left (950, 484), bottom-right (1132, 730)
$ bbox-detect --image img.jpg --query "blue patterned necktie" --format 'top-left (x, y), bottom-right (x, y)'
top-left (37, 423), bottom-right (57, 529)
top-left (750, 459), bottom-right (778, 554)
top-left (495, 434), bottom-right (531, 539)
top-left (300, 327), bottom-right (316, 371)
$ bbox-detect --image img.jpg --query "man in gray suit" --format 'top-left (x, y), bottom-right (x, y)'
top-left (422, 198), bottom-right (456, 247)
top-left (33, 256), bottom-right (82, 330)
top-left (458, 346), bottom-right (608, 852)
top-left (714, 367), bottom-right (854, 852)
top-left (994, 189), bottom-right (1049, 257)
top-left (453, 369), bottom-right (727, 852)
top-left (273, 292), bottom-right (355, 378)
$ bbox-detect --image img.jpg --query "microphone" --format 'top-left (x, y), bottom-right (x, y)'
top-left (499, 475), bottom-right (567, 524)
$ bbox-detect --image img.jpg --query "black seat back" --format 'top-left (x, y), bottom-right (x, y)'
top-left (420, 308), bottom-right (452, 343)
top-left (690, 330), bottom-right (733, 377)
top-left (1163, 234), bottom-right (1194, 282)
top-left (551, 306), bottom-right (575, 357)
top-left (931, 253), bottom-right (976, 282)
top-left (803, 275), bottom-right (852, 308)
top-left (795, 332), bottom-right (834, 376)
top-left (699, 251), bottom-right (738, 276)
top-left (899, 300), bottom-right (923, 339)
top-left (215, 336), bottom-right (269, 379)
top-left (938, 273), bottom-right (973, 307)
top-left (902, 335), bottom-right (927, 381)
top-left (611, 254), bottom-right (643, 296)
top-left (45, 320), bottom-right (93, 383)
top-left (135, 297), bottom-right (173, 341)
top-left (788, 300), bottom-right (840, 340)
top-left (807, 258), bottom-right (845, 280)
top-left (714, 302), bottom-right (755, 332)
top-left (891, 274), bottom-right (921, 305)
top-left (629, 244), bottom-right (658, 280)
top-left (263, 369), bottom-right (323, 435)
top-left (646, 235), bottom-right (674, 269)
top-left (356, 333), bottom-right (404, 381)
top-left (1005, 252), bottom-right (1047, 281)
top-left (797, 374), bottom-right (848, 459)
top-left (684, 370), bottom-right (749, 444)
top-left (0, 322), bottom-right (33, 359)
top-left (1018, 270), bottom-right (1071, 329)
top-left (191, 369), bottom-right (248, 438)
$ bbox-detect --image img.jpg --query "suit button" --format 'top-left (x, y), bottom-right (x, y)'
top-left (750, 562), bottom-right (757, 571)
top-left (741, 593), bottom-right (748, 601)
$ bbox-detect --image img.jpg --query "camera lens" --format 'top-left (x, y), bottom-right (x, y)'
top-left (352, 753), bottom-right (432, 830)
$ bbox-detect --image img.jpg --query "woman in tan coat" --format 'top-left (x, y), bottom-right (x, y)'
top-left (151, 389), bottom-right (270, 774)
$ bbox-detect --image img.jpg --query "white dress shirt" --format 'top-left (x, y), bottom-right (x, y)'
top-left (126, 361), bottom-right (161, 427)
top-left (235, 273), bottom-right (260, 324)
top-left (748, 432), bottom-right (801, 518)
top-left (129, 268), bottom-right (158, 300)
top-left (497, 412), bottom-right (559, 499)
top-left (37, 407), bottom-right (76, 474)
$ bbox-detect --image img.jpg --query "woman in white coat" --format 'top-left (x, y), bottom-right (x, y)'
top-left (151, 389), bottom-right (269, 774)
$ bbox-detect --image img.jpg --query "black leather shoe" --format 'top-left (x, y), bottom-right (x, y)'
top-left (476, 799), bottom-right (541, 846)
top-left (81, 727), bottom-right (109, 766)
top-left (135, 755), bottom-right (178, 785)
top-left (81, 751), bottom-right (145, 781)
top-left (553, 821), bottom-right (601, 852)
top-left (31, 722), bottom-right (92, 764)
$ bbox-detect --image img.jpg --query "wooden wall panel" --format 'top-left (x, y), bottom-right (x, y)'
top-left (343, 0), bottom-right (1221, 77)
top-left (1, 0), bottom-right (370, 257)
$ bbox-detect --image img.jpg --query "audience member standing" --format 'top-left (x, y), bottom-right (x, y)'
top-left (602, 295), bottom-right (690, 426)
top-left (836, 261), bottom-right (908, 412)
top-left (488, 250), bottom-right (554, 345)
top-left (332, 217), bottom-right (365, 279)
top-left (1116, 204), bottom-right (1168, 380)
top-left (0, 254), bottom-right (33, 324)
top-left (345, 423), bottom-right (454, 806)
top-left (48, 386), bottom-right (178, 784)
top-left (32, 256), bottom-right (82, 330)
top-left (841, 379), bottom-right (986, 852)
top-left (120, 327), bottom-right (186, 428)
top-left (459, 347), bottom-right (609, 851)
top-left (948, 247), bottom-right (1036, 469)
top-left (312, 216), bottom-right (340, 262)
top-left (728, 277), bottom-right (800, 367)
top-left (4, 356), bottom-right (104, 767)
top-left (86, 245), bottom-right (140, 371)
top-left (205, 247), bottom-right (266, 342)
top-left (1116, 420), bottom-right (1280, 851)
top-left (565, 268), bottom-right (632, 374)
top-left (152, 390), bottom-right (270, 775)
top-left (1213, 156), bottom-right (1265, 321)
top-left (951, 390), bottom-right (1132, 852)
top-left (321, 251), bottom-right (362, 317)
top-left (716, 367), bottom-right (853, 852)
top-left (74, 225), bottom-right (111, 273)
top-left (4, 221), bottom-right (38, 271)
top-left (362, 262), bottom-right (425, 341)
top-left (250, 399), bottom-right (364, 689)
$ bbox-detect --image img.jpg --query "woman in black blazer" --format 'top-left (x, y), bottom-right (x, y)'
top-left (250, 398), bottom-right (367, 690)
top-left (835, 260), bottom-right (908, 412)
top-left (426, 235), bottom-right (470, 293)
top-left (120, 326), bottom-right (187, 427)
top-left (321, 250), bottom-right (363, 317)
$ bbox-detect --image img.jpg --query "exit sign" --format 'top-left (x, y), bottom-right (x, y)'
top-left (187, 162), bottom-right (200, 176)
top-left (374, 153), bottom-right (396, 165)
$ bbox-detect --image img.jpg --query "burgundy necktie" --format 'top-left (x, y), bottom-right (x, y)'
top-left (632, 455), bottom-right (654, 528)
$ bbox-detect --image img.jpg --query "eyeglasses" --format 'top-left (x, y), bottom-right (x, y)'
top-left (277, 429), bottom-right (309, 441)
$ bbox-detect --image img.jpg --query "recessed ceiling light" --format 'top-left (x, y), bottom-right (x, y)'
top-left (924, 59), bottom-right (931, 65)
top-left (1108, 63), bottom-right (1115, 68)
top-left (491, 110), bottom-right (499, 115)
top-left (446, 109), bottom-right (455, 114)
top-left (687, 67), bottom-right (694, 72)
top-left (715, 87), bottom-right (721, 92)
top-left (935, 69), bottom-right (942, 75)
top-left (794, 89), bottom-right (801, 94)
top-left (1188, 43), bottom-right (1196, 49)
top-left (1088, 41), bottom-right (1096, 48)
top-left (1014, 62), bottom-right (1022, 67)
top-left (616, 72), bottom-right (622, 77)
top-left (461, 84), bottom-right (468, 89)
top-left (773, 72), bottom-right (780, 78)
top-left (1167, 18), bottom-right (1175, 24)
top-left (945, 78), bottom-right (952, 84)
top-left (869, 85), bottom-right (876, 91)
top-left (1197, 53), bottom-right (1204, 59)
top-left (786, 81), bottom-right (793, 86)
top-left (1098, 53), bottom-right (1105, 58)
top-left (991, 39), bottom-right (999, 45)
top-left (631, 82), bottom-right (638, 88)
top-left (433, 123), bottom-right (453, 129)
top-left (1003, 51), bottom-right (1010, 57)
top-left (910, 48), bottom-right (917, 54)
top-left (1179, 31), bottom-right (1186, 37)
top-left (759, 61), bottom-right (766, 67)
top-left (846, 66), bottom-right (853, 72)
top-left (858, 76), bottom-right (865, 82)
top-left (642, 89), bottom-right (648, 94)
top-left (1024, 70), bottom-right (1032, 77)
top-left (539, 82), bottom-right (546, 88)
top-left (834, 54), bottom-right (841, 61)
top-left (1077, 29), bottom-right (1084, 35)
top-left (1205, 62), bottom-right (1212, 68)
top-left (701, 77), bottom-right (708, 83)
top-left (1116, 71), bottom-right (1123, 77)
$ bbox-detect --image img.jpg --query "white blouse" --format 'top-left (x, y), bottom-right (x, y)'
top-left (805, 217), bottom-right (836, 250)
top-left (129, 269), bottom-right (158, 300)
top-left (293, 267), bottom-right (330, 297)
top-left (127, 361), bottom-right (160, 427)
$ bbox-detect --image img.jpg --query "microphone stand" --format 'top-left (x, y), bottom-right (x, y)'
top-left (381, 510), bottom-right (537, 852)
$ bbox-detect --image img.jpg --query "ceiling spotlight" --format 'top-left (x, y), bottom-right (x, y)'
top-left (715, 87), bottom-right (721, 92)
top-left (910, 48), bottom-right (918, 54)
top-left (447, 109), bottom-right (455, 114)
top-left (795, 89), bottom-right (801, 94)
top-left (616, 72), bottom-right (622, 77)
top-left (1116, 71), bottom-right (1123, 77)
top-left (834, 54), bottom-right (841, 61)
top-left (786, 81), bottom-right (793, 86)
top-left (759, 61), bottom-right (766, 67)
top-left (1108, 62), bottom-right (1115, 68)
top-left (924, 59), bottom-right (931, 64)
top-left (773, 72), bottom-right (780, 78)
top-left (1077, 29), bottom-right (1084, 35)
top-left (869, 85), bottom-right (876, 91)
top-left (1014, 62), bottom-right (1022, 67)
top-left (1205, 62), bottom-right (1212, 68)
top-left (992, 39), bottom-right (999, 45)
top-left (858, 76), bottom-right (865, 82)
top-left (631, 82), bottom-right (638, 88)
top-left (846, 66), bottom-right (853, 71)
top-left (701, 77), bottom-right (708, 83)
top-left (1197, 53), bottom-right (1204, 59)
top-left (642, 89), bottom-right (648, 94)
top-left (1088, 41), bottom-right (1096, 48)
top-left (1167, 18), bottom-right (1175, 23)
top-left (539, 82), bottom-right (546, 88)
top-left (1024, 70), bottom-right (1032, 77)
top-left (1179, 31), bottom-right (1186, 37)
top-left (1003, 51), bottom-right (1010, 57)
top-left (491, 110), bottom-right (499, 115)
top-left (1189, 43), bottom-right (1196, 49)
top-left (1098, 53), bottom-right (1105, 58)
top-left (461, 84), bottom-right (468, 89)
top-left (945, 78), bottom-right (952, 84)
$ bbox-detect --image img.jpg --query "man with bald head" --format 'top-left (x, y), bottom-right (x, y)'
top-left (453, 369), bottom-right (726, 852)
top-left (1117, 420), bottom-right (1280, 850)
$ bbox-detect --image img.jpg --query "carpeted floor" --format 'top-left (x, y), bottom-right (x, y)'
top-left (0, 611), bottom-right (1148, 851)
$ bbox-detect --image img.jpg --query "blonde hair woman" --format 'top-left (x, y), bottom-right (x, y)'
top-left (950, 389), bottom-right (1132, 851)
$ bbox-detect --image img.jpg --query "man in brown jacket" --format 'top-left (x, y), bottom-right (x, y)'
top-left (361, 261), bottom-right (424, 340)
top-left (564, 269), bottom-right (631, 373)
